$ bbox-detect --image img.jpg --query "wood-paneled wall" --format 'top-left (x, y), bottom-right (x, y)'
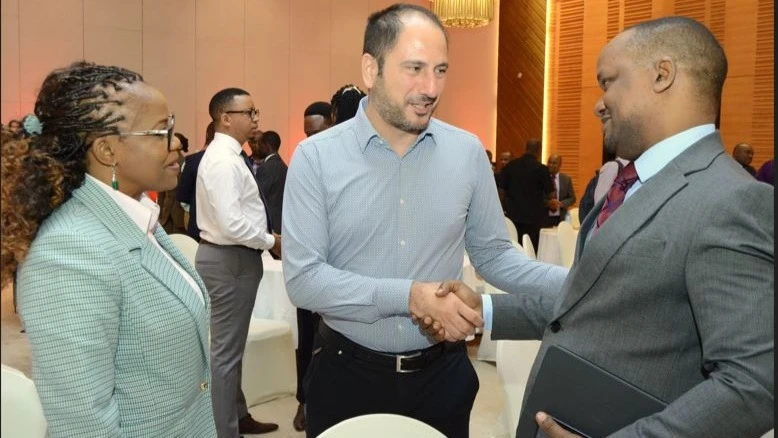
top-left (496, 0), bottom-right (546, 160)
top-left (498, 0), bottom-right (774, 204)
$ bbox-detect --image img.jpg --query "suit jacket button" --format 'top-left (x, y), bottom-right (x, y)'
top-left (200, 381), bottom-right (209, 391)
top-left (549, 321), bottom-right (561, 333)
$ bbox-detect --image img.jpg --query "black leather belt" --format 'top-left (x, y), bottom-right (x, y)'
top-left (318, 322), bottom-right (464, 373)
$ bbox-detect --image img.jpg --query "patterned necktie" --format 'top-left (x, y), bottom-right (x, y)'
top-left (595, 162), bottom-right (638, 229)
top-left (241, 151), bottom-right (273, 233)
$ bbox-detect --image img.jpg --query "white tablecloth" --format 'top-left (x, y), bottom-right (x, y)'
top-left (253, 253), bottom-right (298, 345)
top-left (537, 227), bottom-right (579, 266)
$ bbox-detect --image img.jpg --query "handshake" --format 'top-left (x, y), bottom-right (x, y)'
top-left (409, 280), bottom-right (483, 343)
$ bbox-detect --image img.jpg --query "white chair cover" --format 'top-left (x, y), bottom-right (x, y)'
top-left (521, 234), bottom-right (536, 260)
top-left (493, 340), bottom-right (541, 438)
top-left (318, 413), bottom-right (445, 438)
top-left (168, 233), bottom-right (199, 266)
top-left (1, 364), bottom-right (47, 438)
top-left (504, 216), bottom-right (519, 243)
top-left (567, 207), bottom-right (581, 229)
top-left (556, 221), bottom-right (577, 268)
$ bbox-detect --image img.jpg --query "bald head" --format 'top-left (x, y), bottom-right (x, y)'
top-left (547, 154), bottom-right (562, 175)
top-left (526, 139), bottom-right (541, 157)
top-left (733, 142), bottom-right (754, 166)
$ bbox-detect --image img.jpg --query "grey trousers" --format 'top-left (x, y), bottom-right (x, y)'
top-left (195, 243), bottom-right (263, 438)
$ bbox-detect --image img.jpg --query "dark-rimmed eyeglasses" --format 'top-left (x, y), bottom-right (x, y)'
top-left (225, 108), bottom-right (260, 120)
top-left (117, 114), bottom-right (183, 152)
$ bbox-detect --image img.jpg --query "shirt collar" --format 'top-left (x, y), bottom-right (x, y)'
top-left (212, 132), bottom-right (244, 155)
top-left (634, 124), bottom-right (716, 184)
top-left (353, 96), bottom-right (437, 153)
top-left (87, 174), bottom-right (160, 234)
top-left (264, 153), bottom-right (276, 162)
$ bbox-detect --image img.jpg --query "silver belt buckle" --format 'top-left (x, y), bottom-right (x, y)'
top-left (395, 351), bottom-right (422, 373)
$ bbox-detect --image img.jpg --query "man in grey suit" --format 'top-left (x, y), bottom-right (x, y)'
top-left (425, 16), bottom-right (774, 438)
top-left (545, 154), bottom-right (576, 227)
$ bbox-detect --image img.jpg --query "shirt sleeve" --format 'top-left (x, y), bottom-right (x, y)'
top-left (282, 144), bottom-right (412, 322)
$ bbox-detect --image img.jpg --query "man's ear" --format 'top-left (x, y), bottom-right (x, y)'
top-left (90, 138), bottom-right (116, 166)
top-left (220, 112), bottom-right (231, 128)
top-left (653, 56), bottom-right (676, 93)
top-left (362, 53), bottom-right (378, 90)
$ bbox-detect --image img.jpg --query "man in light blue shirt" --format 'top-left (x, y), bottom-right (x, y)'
top-left (282, 4), bottom-right (566, 437)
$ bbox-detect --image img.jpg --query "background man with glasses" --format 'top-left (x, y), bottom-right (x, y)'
top-left (195, 87), bottom-right (281, 437)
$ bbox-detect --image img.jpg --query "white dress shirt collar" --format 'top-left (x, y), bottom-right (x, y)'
top-left (86, 174), bottom-right (160, 234)
top-left (211, 132), bottom-right (244, 154)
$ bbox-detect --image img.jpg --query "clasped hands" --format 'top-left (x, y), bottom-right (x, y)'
top-left (409, 280), bottom-right (483, 342)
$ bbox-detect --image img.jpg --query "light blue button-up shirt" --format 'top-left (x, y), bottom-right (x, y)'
top-left (282, 97), bottom-right (567, 352)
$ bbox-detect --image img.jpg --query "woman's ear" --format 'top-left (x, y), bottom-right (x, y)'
top-left (90, 138), bottom-right (117, 166)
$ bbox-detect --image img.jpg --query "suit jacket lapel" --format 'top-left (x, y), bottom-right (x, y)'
top-left (556, 133), bottom-right (724, 317)
top-left (73, 178), bottom-right (210, 358)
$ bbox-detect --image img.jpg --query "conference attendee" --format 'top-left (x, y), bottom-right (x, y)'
top-left (486, 149), bottom-right (496, 173)
top-left (6, 118), bottom-right (21, 134)
top-left (499, 138), bottom-right (555, 250)
top-left (0, 61), bottom-right (216, 437)
top-left (426, 16), bottom-right (774, 438)
top-left (545, 154), bottom-right (576, 226)
top-left (497, 150), bottom-right (512, 173)
top-left (254, 130), bottom-right (285, 235)
top-left (303, 101), bottom-right (332, 138)
top-left (732, 142), bottom-right (756, 176)
top-left (195, 88), bottom-right (281, 437)
top-left (330, 84), bottom-right (367, 124)
top-left (282, 5), bottom-right (567, 437)
top-left (291, 99), bottom-right (337, 431)
top-left (177, 122), bottom-right (215, 241)
top-left (756, 158), bottom-right (774, 186)
top-left (157, 132), bottom-right (189, 235)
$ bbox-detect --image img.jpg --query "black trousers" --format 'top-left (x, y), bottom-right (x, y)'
top-left (295, 308), bottom-right (320, 403)
top-left (304, 325), bottom-right (479, 438)
top-left (514, 221), bottom-right (541, 252)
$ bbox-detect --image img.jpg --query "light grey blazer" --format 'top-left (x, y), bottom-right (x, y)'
top-left (18, 177), bottom-right (217, 437)
top-left (492, 133), bottom-right (774, 437)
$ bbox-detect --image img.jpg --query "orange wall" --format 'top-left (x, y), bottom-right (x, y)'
top-left (1, 0), bottom-right (500, 162)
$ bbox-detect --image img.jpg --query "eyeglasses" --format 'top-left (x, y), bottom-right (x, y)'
top-left (117, 114), bottom-right (184, 152)
top-left (225, 108), bottom-right (260, 120)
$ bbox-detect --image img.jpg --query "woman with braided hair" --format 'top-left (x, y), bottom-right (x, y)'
top-left (330, 83), bottom-right (366, 124)
top-left (0, 61), bottom-right (216, 437)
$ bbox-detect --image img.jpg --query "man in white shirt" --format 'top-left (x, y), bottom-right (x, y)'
top-left (195, 88), bottom-right (281, 437)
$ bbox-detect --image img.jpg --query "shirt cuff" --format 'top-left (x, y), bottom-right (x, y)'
top-left (482, 294), bottom-right (494, 331)
top-left (373, 279), bottom-right (415, 317)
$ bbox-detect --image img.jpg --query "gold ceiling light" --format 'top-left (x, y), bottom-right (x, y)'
top-left (430, 0), bottom-right (495, 28)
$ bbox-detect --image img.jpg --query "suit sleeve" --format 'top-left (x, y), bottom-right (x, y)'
top-left (177, 156), bottom-right (197, 204)
top-left (17, 232), bottom-right (123, 438)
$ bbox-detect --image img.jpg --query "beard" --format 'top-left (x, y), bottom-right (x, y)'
top-left (371, 76), bottom-right (436, 134)
top-left (603, 115), bottom-right (646, 161)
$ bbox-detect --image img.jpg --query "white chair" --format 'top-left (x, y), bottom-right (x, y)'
top-left (492, 340), bottom-right (541, 438)
top-left (556, 221), bottom-right (577, 268)
top-left (318, 413), bottom-right (445, 438)
top-left (566, 207), bottom-right (581, 229)
top-left (241, 317), bottom-right (296, 407)
top-left (504, 216), bottom-right (519, 243)
top-left (1, 364), bottom-right (47, 438)
top-left (168, 233), bottom-right (199, 266)
top-left (521, 234), bottom-right (536, 260)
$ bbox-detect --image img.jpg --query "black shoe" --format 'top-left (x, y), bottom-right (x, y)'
top-left (239, 414), bottom-right (279, 435)
top-left (293, 403), bottom-right (306, 432)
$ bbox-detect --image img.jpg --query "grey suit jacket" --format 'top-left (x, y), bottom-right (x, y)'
top-left (554, 172), bottom-right (576, 220)
top-left (492, 133), bottom-right (774, 437)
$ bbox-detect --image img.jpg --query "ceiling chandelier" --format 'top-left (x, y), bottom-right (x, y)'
top-left (430, 0), bottom-right (495, 29)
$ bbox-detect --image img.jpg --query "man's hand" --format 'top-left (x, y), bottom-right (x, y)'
top-left (417, 281), bottom-right (483, 342)
top-left (270, 233), bottom-right (282, 258)
top-left (535, 412), bottom-right (581, 438)
top-left (409, 281), bottom-right (483, 342)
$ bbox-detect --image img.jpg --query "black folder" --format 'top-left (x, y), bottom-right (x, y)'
top-left (517, 344), bottom-right (667, 438)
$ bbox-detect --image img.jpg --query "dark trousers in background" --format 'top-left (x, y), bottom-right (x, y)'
top-left (514, 221), bottom-right (541, 252)
top-left (304, 324), bottom-right (479, 438)
top-left (196, 244), bottom-right (263, 438)
top-left (295, 308), bottom-right (321, 404)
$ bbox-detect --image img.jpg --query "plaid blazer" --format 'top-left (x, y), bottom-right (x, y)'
top-left (17, 177), bottom-right (216, 437)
